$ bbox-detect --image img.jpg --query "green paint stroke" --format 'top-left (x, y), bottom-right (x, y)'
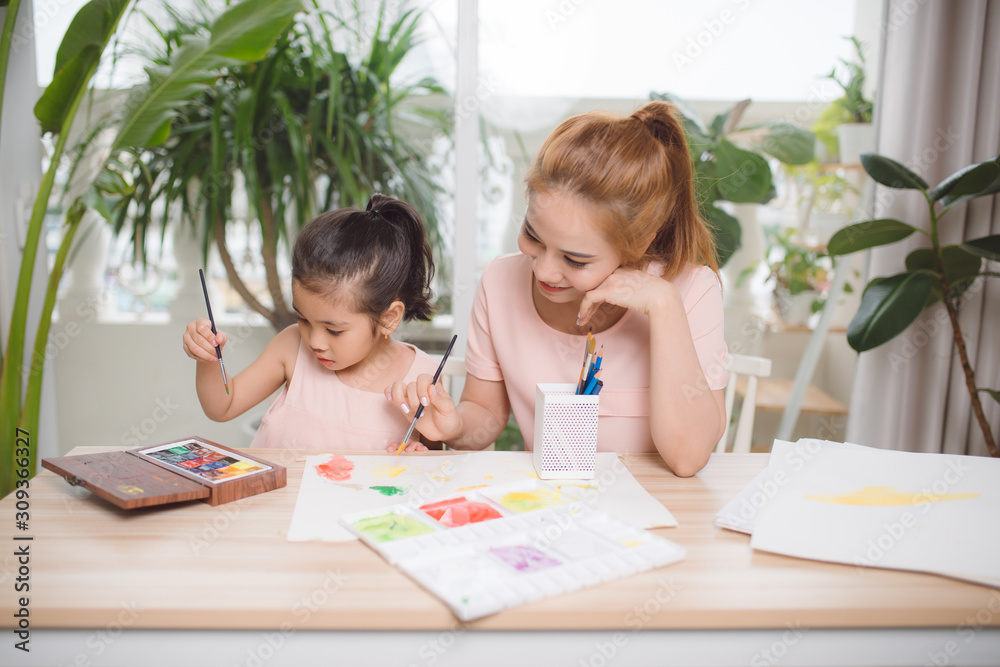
top-left (369, 485), bottom-right (408, 497)
top-left (352, 513), bottom-right (434, 542)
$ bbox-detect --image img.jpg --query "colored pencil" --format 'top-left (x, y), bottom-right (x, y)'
top-left (577, 337), bottom-right (596, 394)
top-left (396, 334), bottom-right (458, 456)
top-left (198, 269), bottom-right (229, 395)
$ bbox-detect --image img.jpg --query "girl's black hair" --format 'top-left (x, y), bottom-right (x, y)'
top-left (292, 193), bottom-right (435, 327)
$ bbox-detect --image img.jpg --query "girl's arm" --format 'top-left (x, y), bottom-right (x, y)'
top-left (183, 321), bottom-right (296, 422)
top-left (578, 270), bottom-right (725, 477)
top-left (386, 374), bottom-right (510, 450)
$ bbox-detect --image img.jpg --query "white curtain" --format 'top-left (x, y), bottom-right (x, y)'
top-left (846, 0), bottom-right (1000, 456)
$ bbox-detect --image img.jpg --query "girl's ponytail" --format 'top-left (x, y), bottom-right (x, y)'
top-left (366, 193), bottom-right (436, 322)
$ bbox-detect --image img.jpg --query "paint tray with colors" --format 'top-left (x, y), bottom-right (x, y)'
top-left (137, 439), bottom-right (271, 485)
top-left (340, 481), bottom-right (686, 621)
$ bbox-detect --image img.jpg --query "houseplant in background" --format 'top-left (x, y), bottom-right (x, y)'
top-left (650, 93), bottom-right (816, 267)
top-left (0, 0), bottom-right (303, 498)
top-left (98, 0), bottom-right (449, 332)
top-left (827, 152), bottom-right (999, 457)
top-left (823, 35), bottom-right (874, 165)
top-left (763, 228), bottom-right (835, 326)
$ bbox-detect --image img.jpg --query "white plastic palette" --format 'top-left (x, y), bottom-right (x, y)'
top-left (340, 480), bottom-right (686, 620)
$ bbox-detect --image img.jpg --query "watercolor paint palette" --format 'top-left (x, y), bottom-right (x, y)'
top-left (340, 481), bottom-right (686, 621)
top-left (42, 436), bottom-right (286, 509)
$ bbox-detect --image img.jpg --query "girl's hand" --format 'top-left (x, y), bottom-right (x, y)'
top-left (384, 440), bottom-right (428, 454)
top-left (385, 375), bottom-right (462, 443)
top-left (576, 267), bottom-right (678, 327)
top-left (183, 318), bottom-right (228, 363)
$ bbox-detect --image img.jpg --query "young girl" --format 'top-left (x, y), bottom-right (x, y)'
top-left (386, 101), bottom-right (729, 476)
top-left (184, 194), bottom-right (442, 450)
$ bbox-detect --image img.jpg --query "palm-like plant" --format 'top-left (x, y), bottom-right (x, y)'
top-left (103, 0), bottom-right (448, 331)
top-left (0, 0), bottom-right (304, 498)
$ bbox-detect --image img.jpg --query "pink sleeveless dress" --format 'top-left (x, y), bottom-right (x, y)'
top-left (251, 340), bottom-right (439, 450)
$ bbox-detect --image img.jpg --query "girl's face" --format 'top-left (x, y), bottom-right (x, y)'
top-left (518, 190), bottom-right (622, 306)
top-left (292, 281), bottom-right (381, 371)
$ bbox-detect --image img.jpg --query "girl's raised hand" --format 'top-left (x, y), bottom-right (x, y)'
top-left (385, 375), bottom-right (461, 443)
top-left (183, 318), bottom-right (229, 363)
top-left (576, 267), bottom-right (679, 327)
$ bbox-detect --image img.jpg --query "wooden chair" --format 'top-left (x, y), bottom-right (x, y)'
top-left (715, 353), bottom-right (772, 454)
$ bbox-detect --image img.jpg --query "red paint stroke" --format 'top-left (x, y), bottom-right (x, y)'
top-left (315, 455), bottom-right (355, 482)
top-left (420, 496), bottom-right (503, 528)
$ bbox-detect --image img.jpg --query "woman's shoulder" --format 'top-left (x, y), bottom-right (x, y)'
top-left (647, 260), bottom-right (721, 299)
top-left (481, 253), bottom-right (530, 283)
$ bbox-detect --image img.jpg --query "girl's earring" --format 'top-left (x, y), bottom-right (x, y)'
top-left (383, 330), bottom-right (389, 340)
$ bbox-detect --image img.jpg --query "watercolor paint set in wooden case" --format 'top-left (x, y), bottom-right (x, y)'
top-left (42, 436), bottom-right (286, 509)
top-left (340, 479), bottom-right (686, 620)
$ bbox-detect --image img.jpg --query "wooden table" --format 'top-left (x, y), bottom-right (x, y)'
top-left (2, 447), bottom-right (998, 667)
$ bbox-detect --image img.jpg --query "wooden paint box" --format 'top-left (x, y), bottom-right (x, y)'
top-left (42, 436), bottom-right (286, 509)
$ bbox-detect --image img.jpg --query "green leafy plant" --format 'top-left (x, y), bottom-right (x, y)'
top-left (825, 36), bottom-right (873, 124)
top-left (97, 0), bottom-right (448, 331)
top-left (0, 0), bottom-right (303, 498)
top-left (650, 93), bottom-right (815, 266)
top-left (765, 228), bottom-right (832, 314)
top-left (827, 152), bottom-right (1000, 457)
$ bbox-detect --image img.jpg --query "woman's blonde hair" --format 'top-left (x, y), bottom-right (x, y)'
top-left (525, 100), bottom-right (717, 278)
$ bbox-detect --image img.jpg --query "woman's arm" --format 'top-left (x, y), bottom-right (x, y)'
top-left (577, 269), bottom-right (725, 476)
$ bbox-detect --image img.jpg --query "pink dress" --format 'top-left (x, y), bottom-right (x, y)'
top-left (252, 340), bottom-right (440, 450)
top-left (465, 253), bottom-right (729, 452)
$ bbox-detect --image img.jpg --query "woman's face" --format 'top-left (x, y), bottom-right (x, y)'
top-left (517, 190), bottom-right (623, 307)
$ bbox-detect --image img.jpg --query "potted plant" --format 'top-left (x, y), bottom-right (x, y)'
top-left (827, 152), bottom-right (999, 456)
top-left (95, 0), bottom-right (449, 332)
top-left (789, 161), bottom-right (860, 244)
top-left (0, 0), bottom-right (304, 498)
top-left (764, 228), bottom-right (833, 326)
top-left (650, 93), bottom-right (816, 267)
top-left (824, 36), bottom-right (875, 165)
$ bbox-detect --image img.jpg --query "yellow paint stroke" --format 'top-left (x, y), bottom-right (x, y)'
top-left (623, 539), bottom-right (641, 548)
top-left (805, 485), bottom-right (980, 506)
top-left (117, 485), bottom-right (144, 495)
top-left (370, 463), bottom-right (407, 479)
top-left (484, 475), bottom-right (494, 480)
top-left (456, 484), bottom-right (489, 491)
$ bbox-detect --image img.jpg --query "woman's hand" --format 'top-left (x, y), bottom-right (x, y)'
top-left (183, 318), bottom-right (228, 362)
top-left (385, 375), bottom-right (462, 443)
top-left (576, 267), bottom-right (678, 327)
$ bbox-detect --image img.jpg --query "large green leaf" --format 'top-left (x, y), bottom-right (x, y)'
top-left (751, 120), bottom-right (815, 165)
top-left (113, 0), bottom-right (303, 149)
top-left (861, 153), bottom-right (929, 191)
top-left (847, 271), bottom-right (935, 352)
top-left (827, 219), bottom-right (920, 256)
top-left (34, 0), bottom-right (129, 133)
top-left (980, 388), bottom-right (1000, 406)
top-left (961, 235), bottom-right (1000, 262)
top-left (905, 245), bottom-right (982, 303)
top-left (929, 157), bottom-right (1000, 204)
top-left (714, 139), bottom-right (772, 203)
top-left (705, 204), bottom-right (741, 267)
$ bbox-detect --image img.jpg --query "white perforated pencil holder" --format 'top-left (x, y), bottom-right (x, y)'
top-left (532, 383), bottom-right (599, 480)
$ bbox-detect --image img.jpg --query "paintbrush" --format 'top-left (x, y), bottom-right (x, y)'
top-left (198, 269), bottom-right (229, 395)
top-left (395, 334), bottom-right (458, 456)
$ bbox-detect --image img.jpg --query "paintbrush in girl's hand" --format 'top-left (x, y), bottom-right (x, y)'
top-left (198, 269), bottom-right (229, 395)
top-left (395, 334), bottom-right (458, 456)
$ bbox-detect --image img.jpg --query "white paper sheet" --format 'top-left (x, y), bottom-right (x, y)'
top-left (750, 440), bottom-right (1000, 587)
top-left (714, 439), bottom-right (868, 534)
top-left (287, 451), bottom-right (677, 541)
